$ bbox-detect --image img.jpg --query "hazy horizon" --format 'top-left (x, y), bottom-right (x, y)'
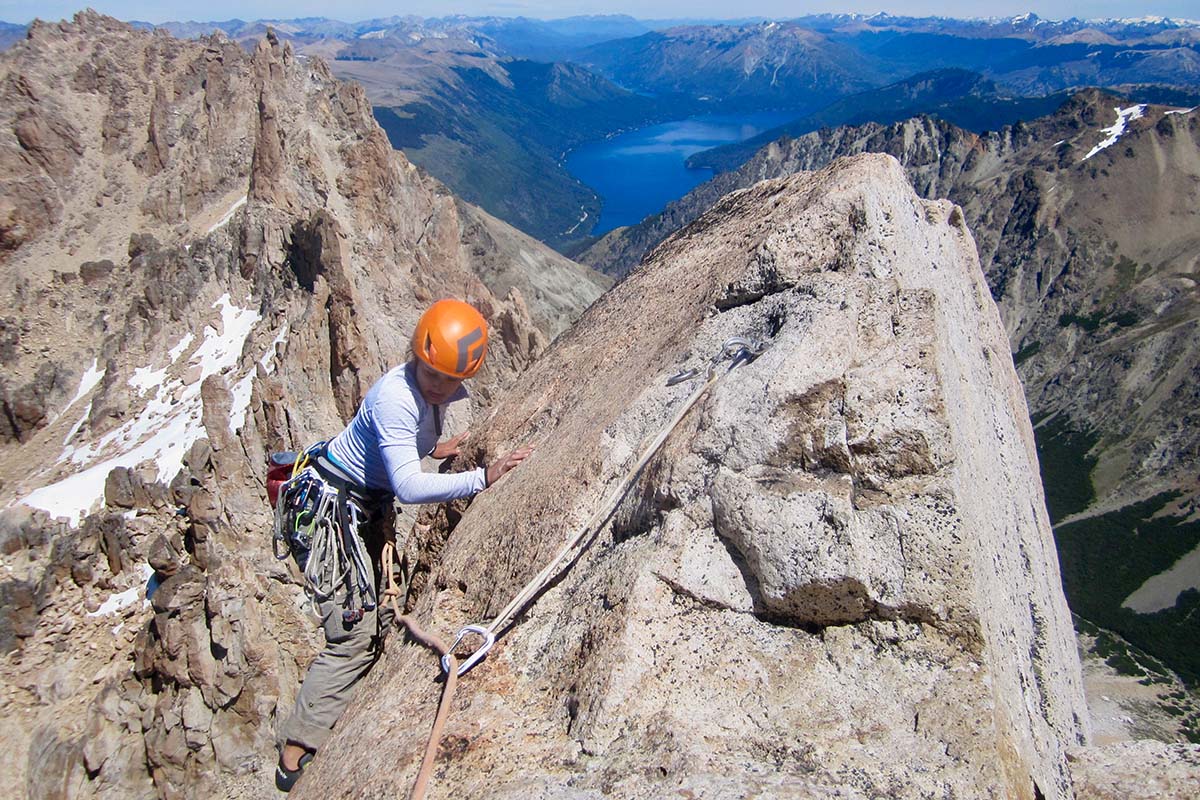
top-left (3, 1), bottom-right (1199, 26)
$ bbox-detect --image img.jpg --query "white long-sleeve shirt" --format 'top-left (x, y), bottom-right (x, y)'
top-left (326, 363), bottom-right (486, 504)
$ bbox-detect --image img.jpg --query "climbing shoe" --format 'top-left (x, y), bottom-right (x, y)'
top-left (275, 751), bottom-right (313, 793)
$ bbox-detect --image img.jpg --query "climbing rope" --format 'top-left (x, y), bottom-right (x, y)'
top-left (385, 336), bottom-right (766, 800)
top-left (477, 336), bottom-right (766, 646)
top-left (381, 548), bottom-right (458, 800)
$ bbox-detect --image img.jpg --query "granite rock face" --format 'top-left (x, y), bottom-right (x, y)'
top-left (580, 97), bottom-right (1200, 728)
top-left (297, 155), bottom-right (1090, 799)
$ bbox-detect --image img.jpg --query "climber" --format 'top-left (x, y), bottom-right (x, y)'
top-left (275, 299), bottom-right (532, 792)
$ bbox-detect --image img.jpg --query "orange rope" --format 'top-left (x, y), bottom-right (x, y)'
top-left (382, 542), bottom-right (459, 800)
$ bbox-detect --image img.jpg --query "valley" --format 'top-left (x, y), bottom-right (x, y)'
top-left (368, 13), bottom-right (1200, 253)
top-left (345, 51), bottom-right (687, 251)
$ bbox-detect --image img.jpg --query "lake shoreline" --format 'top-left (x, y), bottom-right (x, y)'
top-left (564, 110), bottom-right (798, 237)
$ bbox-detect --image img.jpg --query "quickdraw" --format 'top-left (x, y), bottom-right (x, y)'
top-left (666, 336), bottom-right (765, 386)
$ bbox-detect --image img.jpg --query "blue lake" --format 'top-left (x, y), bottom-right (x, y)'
top-left (565, 111), bottom-right (797, 237)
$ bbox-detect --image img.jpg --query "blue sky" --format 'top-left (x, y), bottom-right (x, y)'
top-left (3, 1), bottom-right (1197, 25)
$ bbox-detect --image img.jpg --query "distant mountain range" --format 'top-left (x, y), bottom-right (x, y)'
top-left (689, 69), bottom-right (1200, 171)
top-left (576, 22), bottom-right (880, 113)
top-left (4, 12), bottom-right (1195, 252)
top-left (575, 15), bottom-right (1200, 102)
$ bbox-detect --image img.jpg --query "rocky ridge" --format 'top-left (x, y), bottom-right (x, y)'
top-left (590, 92), bottom-right (1200, 520)
top-left (0, 11), bottom-right (609, 449)
top-left (294, 154), bottom-right (1098, 799)
top-left (0, 12), bottom-right (605, 800)
top-left (580, 96), bottom-right (1200, 680)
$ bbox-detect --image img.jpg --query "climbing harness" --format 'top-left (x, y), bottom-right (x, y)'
top-left (272, 443), bottom-right (389, 621)
top-left (386, 335), bottom-right (767, 800)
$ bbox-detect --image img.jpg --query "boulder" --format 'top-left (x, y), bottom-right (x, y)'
top-left (79, 259), bottom-right (115, 284)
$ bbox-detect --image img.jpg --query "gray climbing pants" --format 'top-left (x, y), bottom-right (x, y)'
top-left (279, 587), bottom-right (394, 751)
top-left (279, 502), bottom-right (394, 752)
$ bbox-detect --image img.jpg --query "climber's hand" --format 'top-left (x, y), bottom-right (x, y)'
top-left (486, 445), bottom-right (533, 487)
top-left (432, 431), bottom-right (469, 460)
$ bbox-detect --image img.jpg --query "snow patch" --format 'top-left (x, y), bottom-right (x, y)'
top-left (51, 359), bottom-right (104, 428)
top-left (1164, 107), bottom-right (1196, 116)
top-left (193, 294), bottom-right (260, 380)
top-left (61, 403), bottom-right (91, 449)
top-left (25, 397), bottom-right (205, 526)
top-left (129, 365), bottom-right (168, 396)
top-left (22, 295), bottom-right (262, 527)
top-left (88, 564), bottom-right (154, 617)
top-left (69, 360), bottom-right (104, 408)
top-left (231, 323), bottom-right (288, 435)
top-left (1082, 105), bottom-right (1146, 161)
top-left (206, 195), bottom-right (247, 235)
top-left (1091, 15), bottom-right (1200, 26)
top-left (168, 332), bottom-right (195, 362)
top-left (229, 372), bottom-right (256, 435)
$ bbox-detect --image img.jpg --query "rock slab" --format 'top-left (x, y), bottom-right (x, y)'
top-left (298, 154), bottom-right (1090, 799)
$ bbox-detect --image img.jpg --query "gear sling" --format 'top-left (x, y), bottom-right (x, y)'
top-left (272, 443), bottom-right (393, 622)
top-left (270, 404), bottom-right (444, 619)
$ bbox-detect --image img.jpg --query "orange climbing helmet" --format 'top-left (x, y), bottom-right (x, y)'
top-left (411, 299), bottom-right (489, 379)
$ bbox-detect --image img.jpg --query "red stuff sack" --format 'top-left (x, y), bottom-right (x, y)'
top-left (267, 451), bottom-right (298, 508)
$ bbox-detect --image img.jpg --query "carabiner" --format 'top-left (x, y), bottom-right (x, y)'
top-left (666, 337), bottom-right (767, 387)
top-left (440, 624), bottom-right (496, 677)
top-left (666, 368), bottom-right (701, 386)
top-left (718, 336), bottom-right (761, 365)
